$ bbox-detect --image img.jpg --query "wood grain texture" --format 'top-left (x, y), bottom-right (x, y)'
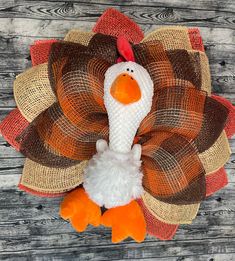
top-left (0, 0), bottom-right (234, 260)
top-left (0, 1), bottom-right (235, 29)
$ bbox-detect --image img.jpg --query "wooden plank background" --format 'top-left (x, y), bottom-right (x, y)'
top-left (0, 0), bottom-right (234, 260)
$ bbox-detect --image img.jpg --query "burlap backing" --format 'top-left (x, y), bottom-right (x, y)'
top-left (199, 131), bottom-right (231, 174)
top-left (0, 108), bottom-right (29, 151)
top-left (188, 28), bottom-right (204, 52)
top-left (64, 30), bottom-right (94, 45)
top-left (92, 8), bottom-right (144, 44)
top-left (206, 167), bottom-right (228, 197)
top-left (18, 183), bottom-right (66, 198)
top-left (212, 95), bottom-right (235, 139)
top-left (30, 39), bottom-right (57, 66)
top-left (137, 198), bottom-right (179, 240)
top-left (142, 192), bottom-right (200, 225)
top-left (14, 63), bottom-right (56, 122)
top-left (137, 199), bottom-right (179, 240)
top-left (20, 159), bottom-right (87, 193)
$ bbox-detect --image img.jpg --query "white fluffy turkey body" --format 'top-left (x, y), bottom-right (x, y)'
top-left (83, 61), bottom-right (154, 208)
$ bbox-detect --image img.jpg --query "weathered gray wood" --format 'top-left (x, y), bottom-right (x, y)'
top-left (0, 237), bottom-right (234, 260)
top-left (2, 0), bottom-right (235, 14)
top-left (0, 158), bottom-right (24, 174)
top-left (217, 94), bottom-right (235, 105)
top-left (0, 1), bottom-right (235, 29)
top-left (1, 254), bottom-right (235, 261)
top-left (0, 108), bottom-right (14, 119)
top-left (0, 26), bottom-right (234, 55)
top-left (1, 17), bottom-right (234, 40)
top-left (0, 0), bottom-right (234, 260)
top-left (0, 184), bottom-right (235, 260)
top-left (0, 238), bottom-right (234, 261)
top-left (0, 35), bottom-right (60, 55)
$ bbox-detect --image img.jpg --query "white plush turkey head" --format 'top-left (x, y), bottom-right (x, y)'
top-left (103, 38), bottom-right (154, 153)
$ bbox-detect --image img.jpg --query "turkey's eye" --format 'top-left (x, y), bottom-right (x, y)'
top-left (127, 68), bottom-right (130, 71)
top-left (131, 69), bottom-right (134, 73)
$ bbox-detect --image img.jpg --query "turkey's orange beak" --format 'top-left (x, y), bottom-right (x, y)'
top-left (110, 73), bottom-right (141, 105)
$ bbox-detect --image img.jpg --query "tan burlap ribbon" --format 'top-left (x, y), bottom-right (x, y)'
top-left (142, 192), bottom-right (200, 224)
top-left (14, 63), bottom-right (56, 122)
top-left (142, 26), bottom-right (192, 50)
top-left (21, 159), bottom-right (87, 193)
top-left (64, 29), bottom-right (95, 45)
top-left (199, 131), bottom-right (231, 174)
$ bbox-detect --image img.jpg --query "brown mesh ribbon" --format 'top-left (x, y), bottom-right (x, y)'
top-left (134, 40), bottom-right (206, 92)
top-left (38, 103), bottom-right (108, 160)
top-left (18, 36), bottom-right (118, 165)
top-left (48, 36), bottom-right (118, 96)
top-left (167, 49), bottom-right (202, 89)
top-left (141, 132), bottom-right (206, 204)
top-left (194, 97), bottom-right (229, 152)
top-left (138, 86), bottom-right (206, 140)
top-left (133, 40), bottom-right (229, 154)
top-left (53, 52), bottom-right (109, 127)
top-left (17, 115), bottom-right (79, 168)
top-left (18, 102), bottom-right (108, 164)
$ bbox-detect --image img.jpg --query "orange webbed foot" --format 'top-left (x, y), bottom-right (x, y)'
top-left (60, 188), bottom-right (101, 232)
top-left (101, 200), bottom-right (146, 243)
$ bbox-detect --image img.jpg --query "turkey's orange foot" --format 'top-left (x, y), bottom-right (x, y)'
top-left (60, 188), bottom-right (101, 232)
top-left (101, 200), bottom-right (146, 243)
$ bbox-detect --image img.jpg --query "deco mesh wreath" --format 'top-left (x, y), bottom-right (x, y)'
top-left (1, 9), bottom-right (235, 243)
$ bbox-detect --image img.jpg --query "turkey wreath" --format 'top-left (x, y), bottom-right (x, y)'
top-left (1, 8), bottom-right (235, 243)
